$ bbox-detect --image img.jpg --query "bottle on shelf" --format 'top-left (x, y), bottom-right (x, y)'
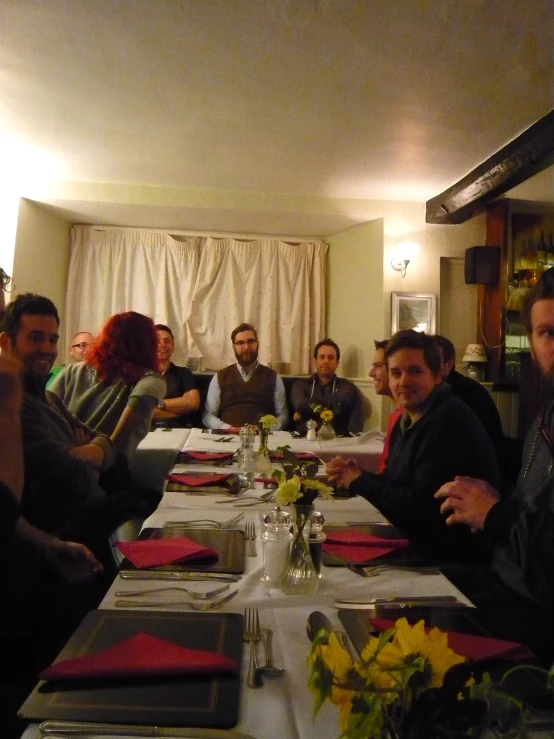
top-left (537, 230), bottom-right (547, 265)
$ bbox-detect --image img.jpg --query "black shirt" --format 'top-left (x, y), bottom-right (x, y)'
top-left (159, 362), bottom-right (199, 428)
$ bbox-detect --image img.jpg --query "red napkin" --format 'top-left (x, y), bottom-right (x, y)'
top-left (117, 536), bottom-right (218, 568)
top-left (181, 451), bottom-right (234, 462)
top-left (269, 450), bottom-right (319, 461)
top-left (370, 618), bottom-right (535, 661)
top-left (323, 530), bottom-right (410, 563)
top-left (40, 632), bottom-right (238, 681)
top-left (166, 472), bottom-right (231, 487)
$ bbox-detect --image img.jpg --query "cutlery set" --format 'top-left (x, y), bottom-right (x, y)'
top-left (163, 513), bottom-right (245, 529)
top-left (115, 589), bottom-right (239, 611)
top-left (242, 608), bottom-right (285, 688)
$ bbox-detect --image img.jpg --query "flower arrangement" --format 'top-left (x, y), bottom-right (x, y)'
top-left (308, 618), bottom-right (553, 738)
top-left (259, 414), bottom-right (279, 432)
top-left (272, 446), bottom-right (333, 506)
top-left (257, 414), bottom-right (279, 468)
top-left (311, 403), bottom-right (335, 425)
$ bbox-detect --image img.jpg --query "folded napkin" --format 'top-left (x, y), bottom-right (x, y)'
top-left (117, 536), bottom-right (218, 568)
top-left (40, 632), bottom-right (238, 681)
top-left (371, 618), bottom-right (534, 661)
top-left (323, 530), bottom-right (409, 563)
top-left (166, 472), bottom-right (231, 487)
top-left (180, 450), bottom-right (234, 462)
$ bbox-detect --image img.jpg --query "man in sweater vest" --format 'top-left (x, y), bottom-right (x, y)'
top-left (203, 323), bottom-right (288, 430)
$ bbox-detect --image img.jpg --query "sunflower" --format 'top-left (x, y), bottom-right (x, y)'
top-left (369, 618), bottom-right (466, 690)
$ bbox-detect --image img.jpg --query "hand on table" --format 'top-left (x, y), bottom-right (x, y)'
top-left (435, 476), bottom-right (500, 530)
top-left (325, 455), bottom-right (362, 487)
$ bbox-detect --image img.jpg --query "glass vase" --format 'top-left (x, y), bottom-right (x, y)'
top-left (280, 504), bottom-right (319, 595)
top-left (255, 427), bottom-right (272, 474)
top-left (317, 422), bottom-right (336, 441)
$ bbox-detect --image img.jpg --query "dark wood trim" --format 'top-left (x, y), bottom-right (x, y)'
top-left (478, 201), bottom-right (510, 380)
top-left (426, 110), bottom-right (554, 224)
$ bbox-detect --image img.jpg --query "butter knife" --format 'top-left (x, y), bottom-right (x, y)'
top-left (40, 720), bottom-right (256, 738)
top-left (336, 595), bottom-right (458, 605)
top-left (119, 571), bottom-right (241, 582)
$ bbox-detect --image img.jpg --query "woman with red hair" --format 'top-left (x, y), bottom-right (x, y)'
top-left (49, 312), bottom-right (166, 460)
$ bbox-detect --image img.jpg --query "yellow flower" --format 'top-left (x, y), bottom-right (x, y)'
top-left (320, 408), bottom-right (334, 423)
top-left (259, 414), bottom-right (279, 430)
top-left (303, 478), bottom-right (334, 499)
top-left (369, 618), bottom-right (466, 690)
top-left (275, 475), bottom-right (302, 505)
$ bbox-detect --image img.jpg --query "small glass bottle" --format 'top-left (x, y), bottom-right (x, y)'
top-left (305, 418), bottom-right (317, 441)
top-left (309, 511), bottom-right (326, 579)
top-left (261, 507), bottom-right (293, 584)
top-left (240, 424), bottom-right (256, 449)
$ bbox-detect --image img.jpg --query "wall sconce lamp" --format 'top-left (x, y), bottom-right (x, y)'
top-left (391, 241), bottom-right (420, 278)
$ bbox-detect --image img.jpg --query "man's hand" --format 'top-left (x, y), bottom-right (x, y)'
top-left (435, 476), bottom-right (500, 530)
top-left (44, 539), bottom-right (104, 583)
top-left (293, 411), bottom-right (301, 422)
top-left (73, 425), bottom-right (93, 447)
top-left (0, 353), bottom-right (22, 410)
top-left (70, 442), bottom-right (105, 469)
top-left (325, 455), bottom-right (361, 487)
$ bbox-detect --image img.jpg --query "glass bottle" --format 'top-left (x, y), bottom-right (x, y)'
top-left (281, 503), bottom-right (319, 595)
top-left (309, 510), bottom-right (326, 579)
top-left (537, 230), bottom-right (547, 266)
top-left (261, 507), bottom-right (293, 584)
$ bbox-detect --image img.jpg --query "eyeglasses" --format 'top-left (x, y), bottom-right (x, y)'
top-left (71, 342), bottom-right (91, 350)
top-left (234, 339), bottom-right (258, 347)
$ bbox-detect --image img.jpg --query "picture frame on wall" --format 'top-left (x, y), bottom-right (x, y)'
top-left (391, 292), bottom-right (437, 335)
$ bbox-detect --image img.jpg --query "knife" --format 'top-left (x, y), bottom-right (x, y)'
top-left (337, 595), bottom-right (458, 604)
top-left (306, 611), bottom-right (353, 656)
top-left (119, 571), bottom-right (241, 582)
top-left (40, 720), bottom-right (256, 738)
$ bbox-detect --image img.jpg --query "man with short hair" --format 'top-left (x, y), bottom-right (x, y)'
top-left (326, 330), bottom-right (500, 563)
top-left (152, 324), bottom-right (200, 427)
top-left (203, 322), bottom-right (288, 430)
top-left (69, 331), bottom-right (94, 362)
top-left (435, 334), bottom-right (504, 466)
top-left (435, 268), bottom-right (554, 653)
top-left (0, 293), bottom-right (137, 561)
top-left (370, 339), bottom-right (403, 472)
top-left (291, 338), bottom-right (357, 436)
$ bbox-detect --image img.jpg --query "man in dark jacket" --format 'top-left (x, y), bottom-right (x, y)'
top-left (435, 334), bottom-right (505, 468)
top-left (436, 268), bottom-right (554, 659)
top-left (326, 330), bottom-right (500, 564)
top-left (291, 338), bottom-right (358, 436)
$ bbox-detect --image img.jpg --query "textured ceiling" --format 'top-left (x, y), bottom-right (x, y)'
top-left (1, 0), bottom-right (553, 233)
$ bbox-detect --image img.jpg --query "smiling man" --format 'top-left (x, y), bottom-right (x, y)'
top-left (291, 338), bottom-right (357, 436)
top-left (370, 339), bottom-right (403, 472)
top-left (203, 322), bottom-right (288, 430)
top-left (152, 324), bottom-right (200, 427)
top-left (435, 268), bottom-right (554, 638)
top-left (326, 330), bottom-right (500, 563)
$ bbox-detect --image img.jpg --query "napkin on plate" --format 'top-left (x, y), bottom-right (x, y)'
top-left (370, 618), bottom-right (534, 661)
top-left (269, 450), bottom-right (319, 461)
top-left (39, 632), bottom-right (238, 681)
top-left (323, 530), bottom-right (409, 564)
top-left (166, 472), bottom-right (231, 487)
top-left (180, 450), bottom-right (234, 462)
top-left (117, 536), bottom-right (219, 568)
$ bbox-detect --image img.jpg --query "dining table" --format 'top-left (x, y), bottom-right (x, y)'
top-left (20, 428), bottom-right (552, 739)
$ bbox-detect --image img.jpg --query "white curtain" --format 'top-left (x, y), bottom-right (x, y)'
top-left (65, 227), bottom-right (327, 375)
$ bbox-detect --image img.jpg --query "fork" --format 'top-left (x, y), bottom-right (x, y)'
top-left (115, 583), bottom-right (230, 599)
top-left (217, 490), bottom-right (275, 506)
top-left (243, 607), bottom-right (262, 688)
top-left (245, 521), bottom-right (257, 557)
top-left (115, 589), bottom-right (238, 610)
top-left (164, 512), bottom-right (245, 528)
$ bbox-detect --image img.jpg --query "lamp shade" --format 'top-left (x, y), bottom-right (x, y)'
top-left (462, 344), bottom-right (487, 363)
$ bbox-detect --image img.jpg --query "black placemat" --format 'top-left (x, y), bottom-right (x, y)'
top-left (119, 527), bottom-right (245, 574)
top-left (19, 609), bottom-right (243, 726)
top-left (322, 524), bottom-right (423, 567)
top-left (166, 471), bottom-right (242, 495)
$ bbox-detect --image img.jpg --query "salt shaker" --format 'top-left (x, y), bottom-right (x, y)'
top-left (306, 418), bottom-right (317, 441)
top-left (261, 507), bottom-right (293, 583)
top-left (309, 510), bottom-right (326, 579)
top-left (240, 424), bottom-right (256, 449)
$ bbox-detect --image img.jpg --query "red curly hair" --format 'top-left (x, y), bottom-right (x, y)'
top-left (86, 311), bottom-right (159, 385)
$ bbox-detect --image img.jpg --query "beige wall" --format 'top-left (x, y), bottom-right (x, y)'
top-left (12, 198), bottom-right (72, 356)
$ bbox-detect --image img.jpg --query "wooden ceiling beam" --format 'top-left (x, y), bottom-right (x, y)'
top-left (426, 109), bottom-right (554, 225)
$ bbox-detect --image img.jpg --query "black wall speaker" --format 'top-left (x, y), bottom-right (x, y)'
top-left (464, 246), bottom-right (500, 285)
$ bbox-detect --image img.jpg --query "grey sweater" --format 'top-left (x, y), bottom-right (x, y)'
top-left (49, 362), bottom-right (166, 459)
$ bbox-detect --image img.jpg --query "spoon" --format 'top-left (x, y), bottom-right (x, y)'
top-left (115, 583), bottom-right (230, 600)
top-left (257, 627), bottom-right (286, 678)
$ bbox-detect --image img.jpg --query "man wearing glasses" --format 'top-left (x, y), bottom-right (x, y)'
top-left (203, 322), bottom-right (288, 430)
top-left (46, 331), bottom-right (95, 388)
top-left (68, 331), bottom-right (94, 362)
